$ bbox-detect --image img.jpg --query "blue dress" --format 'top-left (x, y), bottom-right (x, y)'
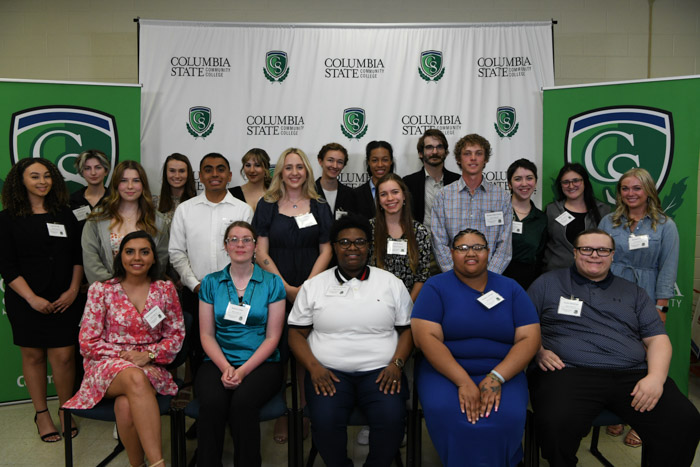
top-left (412, 271), bottom-right (539, 467)
top-left (599, 213), bottom-right (679, 301)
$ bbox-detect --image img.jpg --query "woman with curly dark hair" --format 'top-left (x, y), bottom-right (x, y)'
top-left (82, 160), bottom-right (169, 284)
top-left (0, 158), bottom-right (83, 443)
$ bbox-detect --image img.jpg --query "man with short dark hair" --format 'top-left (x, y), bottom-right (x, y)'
top-left (431, 133), bottom-right (512, 273)
top-left (402, 129), bottom-right (460, 227)
top-left (527, 228), bottom-right (700, 467)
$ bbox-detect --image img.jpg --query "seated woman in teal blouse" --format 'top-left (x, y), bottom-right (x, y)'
top-left (195, 221), bottom-right (286, 467)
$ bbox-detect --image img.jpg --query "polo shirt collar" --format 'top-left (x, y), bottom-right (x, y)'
top-left (570, 266), bottom-right (614, 290)
top-left (217, 263), bottom-right (262, 284)
top-left (335, 266), bottom-right (371, 283)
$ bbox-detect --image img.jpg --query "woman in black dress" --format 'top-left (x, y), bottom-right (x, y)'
top-left (0, 158), bottom-right (83, 442)
top-left (229, 148), bottom-right (272, 213)
top-left (252, 147), bottom-right (332, 443)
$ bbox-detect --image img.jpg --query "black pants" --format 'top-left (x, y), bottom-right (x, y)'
top-left (195, 360), bottom-right (283, 467)
top-left (529, 367), bottom-right (700, 467)
top-left (181, 287), bottom-right (203, 377)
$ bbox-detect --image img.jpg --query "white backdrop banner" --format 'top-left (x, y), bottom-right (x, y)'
top-left (139, 20), bottom-right (554, 200)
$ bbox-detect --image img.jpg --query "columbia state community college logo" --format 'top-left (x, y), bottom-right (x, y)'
top-left (187, 106), bottom-right (214, 139)
top-left (565, 106), bottom-right (681, 207)
top-left (494, 106), bottom-right (519, 138)
top-left (264, 51), bottom-right (289, 83)
top-left (10, 106), bottom-right (118, 191)
top-left (418, 50), bottom-right (445, 82)
top-left (340, 108), bottom-right (368, 140)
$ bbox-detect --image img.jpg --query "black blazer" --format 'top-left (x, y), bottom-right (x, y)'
top-left (315, 178), bottom-right (356, 217)
top-left (402, 167), bottom-right (461, 223)
top-left (352, 181), bottom-right (376, 220)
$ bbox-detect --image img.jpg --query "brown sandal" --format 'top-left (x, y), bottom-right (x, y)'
top-left (605, 424), bottom-right (624, 437)
top-left (624, 429), bottom-right (642, 448)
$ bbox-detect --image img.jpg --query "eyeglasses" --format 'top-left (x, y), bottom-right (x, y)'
top-left (225, 236), bottom-right (255, 245)
top-left (575, 246), bottom-right (613, 257)
top-left (424, 144), bottom-right (445, 152)
top-left (452, 244), bottom-right (488, 253)
top-left (561, 178), bottom-right (583, 187)
top-left (335, 238), bottom-right (369, 249)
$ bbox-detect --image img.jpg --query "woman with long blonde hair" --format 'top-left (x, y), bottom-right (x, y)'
top-left (82, 160), bottom-right (170, 284)
top-left (599, 167), bottom-right (679, 447)
top-left (252, 147), bottom-right (332, 443)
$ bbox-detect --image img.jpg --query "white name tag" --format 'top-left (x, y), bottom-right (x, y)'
top-left (555, 211), bottom-right (575, 226)
top-left (335, 210), bottom-right (348, 220)
top-left (224, 302), bottom-right (251, 324)
top-left (477, 290), bottom-right (504, 309)
top-left (512, 221), bottom-right (523, 234)
top-left (557, 297), bottom-right (583, 317)
top-left (326, 285), bottom-right (349, 297)
top-left (295, 212), bottom-right (318, 229)
top-left (72, 205), bottom-right (91, 221)
top-left (143, 305), bottom-right (166, 328)
top-left (628, 235), bottom-right (649, 250)
top-left (484, 211), bottom-right (504, 227)
top-left (387, 239), bottom-right (408, 255)
top-left (47, 223), bottom-right (67, 237)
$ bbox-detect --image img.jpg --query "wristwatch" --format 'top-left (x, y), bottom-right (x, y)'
top-left (148, 351), bottom-right (156, 362)
top-left (393, 358), bottom-right (404, 371)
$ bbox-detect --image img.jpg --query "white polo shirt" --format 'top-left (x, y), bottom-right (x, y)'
top-left (289, 266), bottom-right (412, 372)
top-left (169, 191), bottom-right (253, 291)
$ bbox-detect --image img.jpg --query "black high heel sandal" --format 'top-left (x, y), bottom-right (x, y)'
top-left (34, 408), bottom-right (61, 443)
top-left (58, 408), bottom-right (79, 439)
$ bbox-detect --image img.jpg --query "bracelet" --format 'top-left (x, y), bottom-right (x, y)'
top-left (489, 370), bottom-right (505, 384)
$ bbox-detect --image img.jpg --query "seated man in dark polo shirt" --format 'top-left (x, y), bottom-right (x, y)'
top-left (527, 228), bottom-right (700, 467)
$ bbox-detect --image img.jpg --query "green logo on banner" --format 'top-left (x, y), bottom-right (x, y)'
top-left (186, 106), bottom-right (214, 138)
top-left (494, 106), bottom-right (519, 138)
top-left (264, 51), bottom-right (290, 83)
top-left (10, 106), bottom-right (118, 191)
top-left (341, 107), bottom-right (368, 139)
top-left (419, 50), bottom-right (445, 82)
top-left (565, 106), bottom-right (677, 205)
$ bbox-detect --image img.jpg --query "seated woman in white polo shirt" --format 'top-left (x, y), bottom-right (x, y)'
top-left (288, 213), bottom-right (413, 467)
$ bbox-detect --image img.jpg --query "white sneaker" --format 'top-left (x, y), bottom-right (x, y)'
top-left (113, 423), bottom-right (118, 439)
top-left (356, 425), bottom-right (370, 445)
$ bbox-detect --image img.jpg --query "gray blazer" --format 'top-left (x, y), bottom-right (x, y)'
top-left (81, 212), bottom-right (170, 284)
top-left (542, 199), bottom-right (611, 272)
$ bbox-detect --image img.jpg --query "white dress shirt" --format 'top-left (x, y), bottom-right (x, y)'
top-left (168, 191), bottom-right (253, 291)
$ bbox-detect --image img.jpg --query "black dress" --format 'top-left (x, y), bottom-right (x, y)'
top-left (0, 207), bottom-right (83, 347)
top-left (252, 198), bottom-right (332, 290)
top-left (228, 186), bottom-right (246, 203)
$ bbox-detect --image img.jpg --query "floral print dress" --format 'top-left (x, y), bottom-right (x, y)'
top-left (63, 278), bottom-right (185, 409)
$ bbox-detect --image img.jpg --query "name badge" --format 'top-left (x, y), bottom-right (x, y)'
top-left (628, 235), bottom-right (649, 250)
top-left (557, 297), bottom-right (583, 317)
top-left (387, 239), bottom-right (407, 255)
top-left (326, 285), bottom-right (349, 297)
top-left (47, 223), bottom-right (67, 237)
top-left (143, 305), bottom-right (166, 328)
top-left (72, 205), bottom-right (91, 221)
top-left (295, 212), bottom-right (318, 229)
top-left (484, 211), bottom-right (504, 227)
top-left (512, 221), bottom-right (523, 234)
top-left (477, 290), bottom-right (504, 309)
top-left (224, 302), bottom-right (251, 324)
top-left (555, 211), bottom-right (575, 226)
top-left (335, 210), bottom-right (348, 220)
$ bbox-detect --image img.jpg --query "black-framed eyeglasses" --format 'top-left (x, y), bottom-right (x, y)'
top-left (424, 144), bottom-right (445, 152)
top-left (561, 178), bottom-right (583, 186)
top-left (335, 238), bottom-right (369, 249)
top-left (225, 236), bottom-right (255, 245)
top-left (575, 246), bottom-right (613, 257)
top-left (452, 244), bottom-right (488, 253)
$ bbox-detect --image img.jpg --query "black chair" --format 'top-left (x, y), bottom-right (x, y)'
top-left (63, 312), bottom-right (192, 467)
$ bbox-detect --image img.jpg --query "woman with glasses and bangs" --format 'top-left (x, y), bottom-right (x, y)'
top-left (411, 228), bottom-right (541, 467)
top-left (543, 163), bottom-right (610, 272)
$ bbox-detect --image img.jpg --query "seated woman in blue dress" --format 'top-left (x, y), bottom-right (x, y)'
top-left (288, 213), bottom-right (413, 467)
top-left (195, 221), bottom-right (286, 466)
top-left (411, 228), bottom-right (541, 467)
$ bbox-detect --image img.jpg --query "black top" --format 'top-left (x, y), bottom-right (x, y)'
top-left (314, 178), bottom-right (356, 217)
top-left (229, 186), bottom-right (246, 203)
top-left (69, 186), bottom-right (109, 229)
top-left (402, 167), bottom-right (460, 224)
top-left (252, 198), bottom-right (332, 288)
top-left (352, 181), bottom-right (376, 220)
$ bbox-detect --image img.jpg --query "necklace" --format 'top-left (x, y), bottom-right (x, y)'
top-left (286, 195), bottom-right (304, 209)
top-left (230, 264), bottom-right (253, 291)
